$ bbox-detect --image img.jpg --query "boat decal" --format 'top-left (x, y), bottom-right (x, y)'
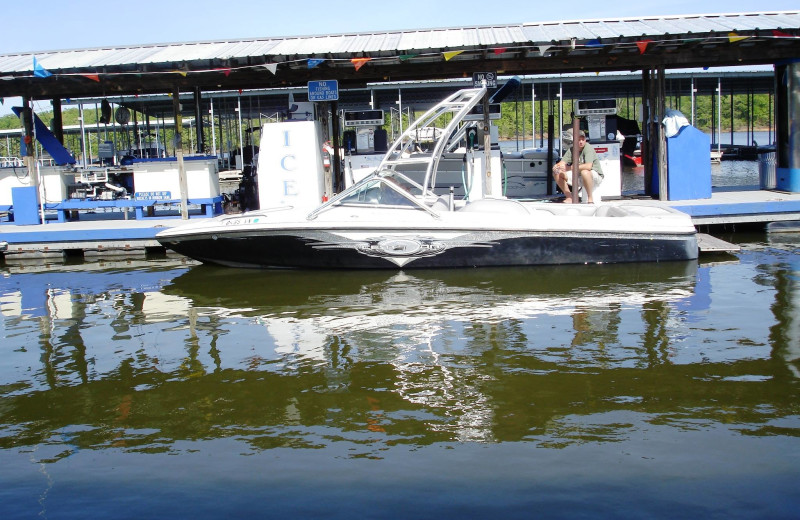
top-left (310, 234), bottom-right (496, 265)
top-left (224, 216), bottom-right (263, 226)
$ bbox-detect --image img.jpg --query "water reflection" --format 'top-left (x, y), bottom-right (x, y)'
top-left (6, 257), bottom-right (789, 455)
top-left (765, 231), bottom-right (800, 378)
top-left (3, 252), bottom-right (800, 518)
top-left (0, 256), bottom-right (798, 458)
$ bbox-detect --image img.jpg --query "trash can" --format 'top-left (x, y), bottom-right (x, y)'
top-left (759, 151), bottom-right (776, 190)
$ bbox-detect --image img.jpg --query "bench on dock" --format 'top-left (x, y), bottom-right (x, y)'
top-left (46, 196), bottom-right (224, 222)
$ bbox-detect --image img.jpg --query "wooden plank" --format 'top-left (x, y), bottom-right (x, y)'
top-left (697, 233), bottom-right (741, 253)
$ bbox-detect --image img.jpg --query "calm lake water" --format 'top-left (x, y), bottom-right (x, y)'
top-left (2, 223), bottom-right (799, 518)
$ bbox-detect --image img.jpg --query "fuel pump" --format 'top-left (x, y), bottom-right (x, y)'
top-left (574, 99), bottom-right (622, 201)
top-left (341, 109), bottom-right (386, 186)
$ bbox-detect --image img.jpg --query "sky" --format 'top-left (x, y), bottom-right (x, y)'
top-left (1, 0), bottom-right (796, 114)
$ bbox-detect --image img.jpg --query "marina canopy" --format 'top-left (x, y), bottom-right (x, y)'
top-left (0, 11), bottom-right (798, 111)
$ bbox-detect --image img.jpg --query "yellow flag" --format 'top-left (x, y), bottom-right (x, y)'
top-left (728, 32), bottom-right (749, 43)
top-left (443, 50), bottom-right (464, 61)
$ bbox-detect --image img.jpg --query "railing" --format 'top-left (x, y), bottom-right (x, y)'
top-left (0, 157), bottom-right (24, 168)
top-left (0, 157), bottom-right (57, 168)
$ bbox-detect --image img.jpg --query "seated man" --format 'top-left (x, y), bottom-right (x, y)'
top-left (552, 129), bottom-right (604, 203)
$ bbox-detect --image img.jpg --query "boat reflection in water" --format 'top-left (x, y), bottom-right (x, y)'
top-left (2, 254), bottom-right (800, 518)
top-left (2, 259), bottom-right (702, 446)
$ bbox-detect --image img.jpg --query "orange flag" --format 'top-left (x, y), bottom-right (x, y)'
top-left (351, 58), bottom-right (371, 71)
top-left (636, 39), bottom-right (653, 54)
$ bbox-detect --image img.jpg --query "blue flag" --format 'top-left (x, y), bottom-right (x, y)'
top-left (33, 57), bottom-right (53, 78)
top-left (307, 58), bottom-right (324, 69)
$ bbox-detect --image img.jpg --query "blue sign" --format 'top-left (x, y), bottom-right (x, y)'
top-left (134, 191), bottom-right (172, 200)
top-left (308, 80), bottom-right (339, 101)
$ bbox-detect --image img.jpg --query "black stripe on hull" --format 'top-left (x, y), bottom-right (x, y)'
top-left (160, 229), bottom-right (698, 269)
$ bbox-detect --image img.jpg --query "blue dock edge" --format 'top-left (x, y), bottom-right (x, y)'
top-left (47, 196), bottom-right (224, 222)
top-left (668, 187), bottom-right (800, 223)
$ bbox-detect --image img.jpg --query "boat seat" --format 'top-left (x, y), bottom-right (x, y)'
top-left (594, 205), bottom-right (630, 218)
top-left (430, 196), bottom-right (451, 212)
top-left (459, 198), bottom-right (530, 215)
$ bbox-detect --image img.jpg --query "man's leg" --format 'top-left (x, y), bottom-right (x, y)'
top-left (580, 170), bottom-right (595, 203)
top-left (554, 172), bottom-right (573, 202)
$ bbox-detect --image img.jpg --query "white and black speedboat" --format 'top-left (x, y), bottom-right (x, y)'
top-left (157, 88), bottom-right (698, 269)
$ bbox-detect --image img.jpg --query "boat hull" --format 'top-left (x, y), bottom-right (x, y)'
top-left (159, 228), bottom-right (698, 269)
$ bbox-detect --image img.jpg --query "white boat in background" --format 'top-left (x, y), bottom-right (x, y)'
top-left (157, 87), bottom-right (698, 269)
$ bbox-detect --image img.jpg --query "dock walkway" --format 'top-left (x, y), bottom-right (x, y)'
top-left (664, 185), bottom-right (800, 225)
top-left (0, 218), bottom-right (184, 259)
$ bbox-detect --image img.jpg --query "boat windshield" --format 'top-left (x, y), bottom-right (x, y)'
top-left (339, 171), bottom-right (423, 207)
top-left (307, 170), bottom-right (437, 220)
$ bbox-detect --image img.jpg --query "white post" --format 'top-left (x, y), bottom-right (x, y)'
top-left (398, 89), bottom-right (403, 134)
top-left (558, 82), bottom-right (563, 156)
top-left (717, 77), bottom-right (722, 156)
top-left (237, 95), bottom-right (244, 169)
top-left (79, 103), bottom-right (87, 168)
top-left (209, 97), bottom-right (217, 156)
top-left (531, 81), bottom-right (536, 148)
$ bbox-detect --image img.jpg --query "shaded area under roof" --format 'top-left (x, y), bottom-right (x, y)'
top-left (0, 10), bottom-right (798, 106)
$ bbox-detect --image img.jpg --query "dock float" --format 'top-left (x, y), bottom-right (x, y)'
top-left (0, 219), bottom-right (182, 260)
top-left (667, 185), bottom-right (800, 225)
top-left (696, 233), bottom-right (741, 254)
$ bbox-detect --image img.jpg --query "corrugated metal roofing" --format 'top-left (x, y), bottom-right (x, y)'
top-left (2, 11), bottom-right (797, 73)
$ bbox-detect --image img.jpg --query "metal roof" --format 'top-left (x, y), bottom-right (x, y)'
top-left (0, 11), bottom-right (798, 103)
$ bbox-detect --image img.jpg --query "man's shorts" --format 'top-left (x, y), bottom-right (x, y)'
top-left (566, 169), bottom-right (603, 188)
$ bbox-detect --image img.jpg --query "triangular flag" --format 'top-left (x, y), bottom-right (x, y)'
top-left (493, 47), bottom-right (506, 55)
top-left (215, 67), bottom-right (231, 76)
top-left (443, 50), bottom-right (463, 61)
top-left (728, 32), bottom-right (749, 43)
top-left (81, 74), bottom-right (100, 82)
top-left (636, 39), bottom-right (653, 54)
top-left (772, 30), bottom-right (793, 38)
top-left (586, 39), bottom-right (603, 47)
top-left (265, 63), bottom-right (278, 75)
top-left (307, 58), bottom-right (324, 69)
top-left (399, 54), bottom-right (418, 61)
top-left (33, 57), bottom-right (52, 78)
top-left (351, 57), bottom-right (371, 71)
top-left (174, 71), bottom-right (187, 77)
top-left (538, 45), bottom-right (551, 56)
